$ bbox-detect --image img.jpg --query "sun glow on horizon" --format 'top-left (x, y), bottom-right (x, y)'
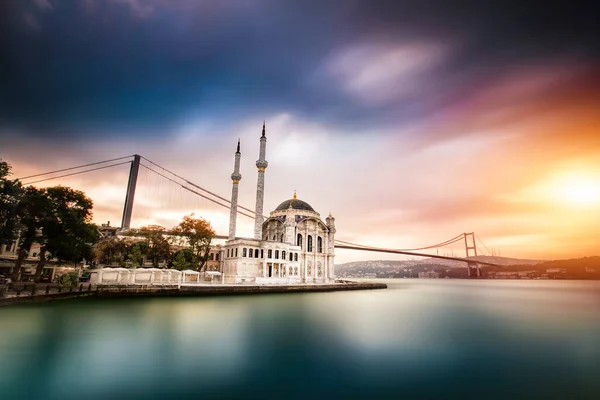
top-left (561, 176), bottom-right (600, 206)
top-left (514, 165), bottom-right (600, 209)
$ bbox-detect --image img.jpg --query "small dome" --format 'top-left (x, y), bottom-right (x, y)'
top-left (275, 198), bottom-right (315, 212)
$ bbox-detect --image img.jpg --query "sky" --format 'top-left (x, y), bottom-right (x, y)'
top-left (1, 0), bottom-right (599, 263)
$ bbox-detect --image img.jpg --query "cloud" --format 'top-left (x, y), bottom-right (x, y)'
top-left (33, 0), bottom-right (53, 11)
top-left (325, 41), bottom-right (452, 105)
top-left (2, 0), bottom-right (599, 262)
top-left (110, 0), bottom-right (155, 18)
top-left (22, 12), bottom-right (40, 30)
top-left (80, 0), bottom-right (97, 14)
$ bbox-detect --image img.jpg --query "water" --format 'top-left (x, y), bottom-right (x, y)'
top-left (1, 280), bottom-right (599, 399)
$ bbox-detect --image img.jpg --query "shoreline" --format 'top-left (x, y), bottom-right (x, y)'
top-left (0, 281), bottom-right (387, 307)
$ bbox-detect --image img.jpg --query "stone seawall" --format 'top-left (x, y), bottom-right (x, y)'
top-left (0, 282), bottom-right (386, 306)
top-left (95, 282), bottom-right (387, 297)
top-left (0, 291), bottom-right (96, 306)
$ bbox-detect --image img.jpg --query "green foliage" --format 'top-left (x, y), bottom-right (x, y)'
top-left (32, 186), bottom-right (99, 282)
top-left (94, 236), bottom-right (129, 267)
top-left (55, 271), bottom-right (79, 289)
top-left (171, 248), bottom-right (195, 271)
top-left (0, 159), bottom-right (23, 247)
top-left (128, 243), bottom-right (144, 268)
top-left (10, 186), bottom-right (48, 281)
top-left (1, 160), bottom-right (100, 282)
top-left (126, 225), bottom-right (172, 267)
top-left (172, 215), bottom-right (215, 271)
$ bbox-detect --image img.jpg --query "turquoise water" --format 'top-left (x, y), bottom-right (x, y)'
top-left (1, 280), bottom-right (599, 399)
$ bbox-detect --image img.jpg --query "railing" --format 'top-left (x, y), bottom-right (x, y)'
top-left (0, 282), bottom-right (97, 298)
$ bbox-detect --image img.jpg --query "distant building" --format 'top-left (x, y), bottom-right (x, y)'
top-left (492, 270), bottom-right (537, 279)
top-left (546, 268), bottom-right (566, 274)
top-left (419, 270), bottom-right (440, 279)
top-left (205, 245), bottom-right (222, 271)
top-left (98, 222), bottom-right (120, 238)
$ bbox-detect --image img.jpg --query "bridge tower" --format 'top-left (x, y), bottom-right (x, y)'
top-left (121, 154), bottom-right (141, 229)
top-left (463, 232), bottom-right (480, 277)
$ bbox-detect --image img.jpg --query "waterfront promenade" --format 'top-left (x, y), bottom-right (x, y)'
top-left (0, 281), bottom-right (387, 306)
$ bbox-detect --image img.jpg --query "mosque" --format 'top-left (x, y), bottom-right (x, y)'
top-left (221, 122), bottom-right (336, 284)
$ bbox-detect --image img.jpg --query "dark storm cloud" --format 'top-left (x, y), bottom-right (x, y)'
top-left (0, 0), bottom-right (598, 139)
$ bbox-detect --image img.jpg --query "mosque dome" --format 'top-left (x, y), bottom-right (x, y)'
top-left (274, 198), bottom-right (315, 212)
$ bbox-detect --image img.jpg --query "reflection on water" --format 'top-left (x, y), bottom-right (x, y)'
top-left (0, 280), bottom-right (599, 399)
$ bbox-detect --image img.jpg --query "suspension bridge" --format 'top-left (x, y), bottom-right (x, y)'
top-left (18, 154), bottom-right (503, 277)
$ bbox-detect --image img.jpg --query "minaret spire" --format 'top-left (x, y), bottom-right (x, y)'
top-left (228, 139), bottom-right (242, 240)
top-left (254, 121), bottom-right (268, 239)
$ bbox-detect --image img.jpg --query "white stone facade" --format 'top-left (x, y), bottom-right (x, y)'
top-left (220, 123), bottom-right (335, 284)
top-left (221, 202), bottom-right (336, 284)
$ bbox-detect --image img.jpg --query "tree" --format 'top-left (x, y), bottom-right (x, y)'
top-left (32, 186), bottom-right (99, 283)
top-left (170, 248), bottom-right (195, 271)
top-left (0, 159), bottom-right (23, 248)
top-left (10, 186), bottom-right (47, 281)
top-left (128, 243), bottom-right (144, 268)
top-left (172, 215), bottom-right (215, 271)
top-left (94, 236), bottom-right (129, 266)
top-left (125, 225), bottom-right (172, 267)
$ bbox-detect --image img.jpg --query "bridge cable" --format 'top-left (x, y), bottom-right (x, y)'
top-left (475, 235), bottom-right (493, 257)
top-left (139, 163), bottom-right (255, 219)
top-left (18, 155), bottom-right (134, 180)
top-left (334, 238), bottom-right (462, 254)
top-left (22, 161), bottom-right (133, 186)
top-left (335, 234), bottom-right (464, 252)
top-left (140, 156), bottom-right (257, 215)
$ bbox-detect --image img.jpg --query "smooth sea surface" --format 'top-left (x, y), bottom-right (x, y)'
top-left (1, 279), bottom-right (599, 399)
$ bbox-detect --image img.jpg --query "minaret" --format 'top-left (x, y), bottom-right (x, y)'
top-left (326, 212), bottom-right (336, 280)
top-left (254, 121), bottom-right (268, 239)
top-left (228, 139), bottom-right (242, 240)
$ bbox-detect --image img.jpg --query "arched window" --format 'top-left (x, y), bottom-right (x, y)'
top-left (227, 249), bottom-right (230, 258)
top-left (275, 250), bottom-right (279, 259)
top-left (249, 248), bottom-right (253, 258)
top-left (307, 235), bottom-right (313, 252)
top-left (289, 252), bottom-right (292, 261)
top-left (294, 253), bottom-right (298, 261)
top-left (272, 235), bottom-right (276, 241)
top-left (216, 253), bottom-right (220, 261)
top-left (268, 249), bottom-right (272, 258)
top-left (235, 248), bottom-right (238, 257)
top-left (317, 236), bottom-right (323, 253)
top-left (243, 248), bottom-right (247, 257)
top-left (281, 234), bottom-right (284, 242)
top-left (255, 249), bottom-right (259, 258)
top-left (282, 251), bottom-right (286, 260)
top-left (261, 249), bottom-right (264, 258)
top-left (297, 234), bottom-right (303, 248)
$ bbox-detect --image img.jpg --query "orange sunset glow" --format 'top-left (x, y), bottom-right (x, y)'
top-left (1, 0), bottom-right (599, 263)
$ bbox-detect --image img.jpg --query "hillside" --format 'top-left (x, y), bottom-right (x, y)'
top-left (335, 256), bottom-right (599, 279)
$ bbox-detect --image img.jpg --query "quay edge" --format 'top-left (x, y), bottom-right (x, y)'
top-left (0, 281), bottom-right (387, 306)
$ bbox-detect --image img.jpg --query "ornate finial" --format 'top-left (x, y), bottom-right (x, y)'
top-left (236, 138), bottom-right (240, 154)
top-left (261, 121), bottom-right (266, 137)
top-left (293, 190), bottom-right (297, 199)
